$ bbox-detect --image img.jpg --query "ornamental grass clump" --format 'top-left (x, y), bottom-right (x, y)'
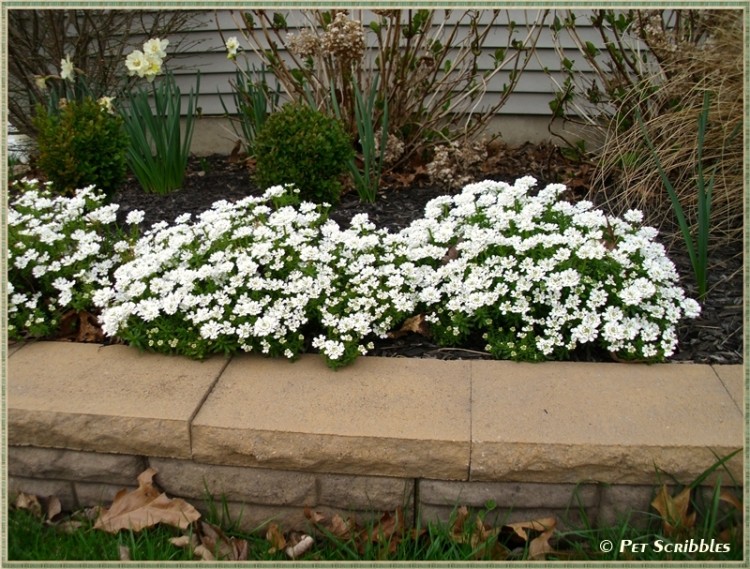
top-left (8, 180), bottom-right (143, 340)
top-left (396, 178), bottom-right (701, 362)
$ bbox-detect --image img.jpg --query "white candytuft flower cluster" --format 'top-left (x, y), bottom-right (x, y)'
top-left (7, 180), bottom-right (142, 339)
top-left (9, 177), bottom-right (700, 368)
top-left (394, 178), bottom-right (700, 361)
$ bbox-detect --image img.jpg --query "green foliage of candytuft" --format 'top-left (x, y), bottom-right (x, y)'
top-left (253, 103), bottom-right (353, 205)
top-left (33, 97), bottom-right (129, 199)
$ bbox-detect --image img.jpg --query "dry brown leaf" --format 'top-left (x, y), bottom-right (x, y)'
top-left (199, 521), bottom-right (249, 561)
top-left (505, 516), bottom-right (556, 541)
top-left (84, 506), bottom-right (102, 521)
top-left (502, 517), bottom-right (557, 561)
top-left (719, 489), bottom-right (743, 511)
top-left (45, 496), bottom-right (62, 523)
top-left (94, 468), bottom-right (201, 533)
top-left (329, 514), bottom-right (356, 539)
top-left (169, 534), bottom-right (198, 549)
top-left (118, 545), bottom-right (132, 561)
top-left (528, 527), bottom-right (556, 560)
top-left (193, 544), bottom-right (216, 561)
top-left (441, 245), bottom-right (460, 265)
top-left (76, 310), bottom-right (105, 343)
top-left (450, 505), bottom-right (471, 542)
top-left (388, 314), bottom-right (431, 339)
top-left (304, 507), bottom-right (326, 524)
top-left (228, 139), bottom-right (245, 163)
top-left (651, 486), bottom-right (696, 537)
top-left (371, 508), bottom-right (404, 542)
top-left (359, 509), bottom-right (405, 555)
top-left (57, 520), bottom-right (84, 534)
top-left (15, 492), bottom-right (42, 518)
top-left (266, 522), bottom-right (287, 554)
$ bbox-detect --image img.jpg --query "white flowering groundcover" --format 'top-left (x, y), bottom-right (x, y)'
top-left (8, 177), bottom-right (700, 369)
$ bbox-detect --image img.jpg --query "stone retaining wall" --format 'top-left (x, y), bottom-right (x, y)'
top-left (7, 342), bottom-right (744, 533)
top-left (9, 445), bottom-right (667, 532)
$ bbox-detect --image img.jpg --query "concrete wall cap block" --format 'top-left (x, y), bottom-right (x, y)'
top-left (470, 443), bottom-right (742, 485)
top-left (470, 360), bottom-right (743, 484)
top-left (7, 342), bottom-right (226, 458)
top-left (192, 354), bottom-right (471, 479)
top-left (711, 364), bottom-right (745, 413)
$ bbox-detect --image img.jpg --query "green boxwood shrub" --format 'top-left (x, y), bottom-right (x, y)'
top-left (33, 97), bottom-right (129, 200)
top-left (253, 103), bottom-right (353, 204)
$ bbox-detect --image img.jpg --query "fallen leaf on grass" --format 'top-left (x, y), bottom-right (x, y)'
top-left (651, 486), bottom-right (696, 538)
top-left (15, 492), bottom-right (42, 517)
top-left (330, 514), bottom-right (356, 540)
top-left (505, 517), bottom-right (557, 541)
top-left (118, 545), bottom-right (131, 561)
top-left (45, 496), bottom-right (62, 523)
top-left (304, 507), bottom-right (326, 524)
top-left (719, 489), bottom-right (743, 511)
top-left (506, 517), bottom-right (557, 560)
top-left (358, 508), bottom-right (406, 555)
top-left (266, 522), bottom-right (287, 553)
top-left (94, 468), bottom-right (201, 533)
top-left (169, 534), bottom-right (199, 549)
top-left (170, 522), bottom-right (249, 560)
top-left (198, 521), bottom-right (249, 560)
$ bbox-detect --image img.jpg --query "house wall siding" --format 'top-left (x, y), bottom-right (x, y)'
top-left (165, 9), bottom-right (606, 117)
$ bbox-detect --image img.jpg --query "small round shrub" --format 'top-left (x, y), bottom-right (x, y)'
top-left (253, 103), bottom-right (353, 204)
top-left (33, 97), bottom-right (129, 200)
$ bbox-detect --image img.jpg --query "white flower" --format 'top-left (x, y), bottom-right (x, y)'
top-left (143, 38), bottom-right (169, 59)
top-left (60, 54), bottom-right (75, 82)
top-left (125, 50), bottom-right (150, 76)
top-left (98, 96), bottom-right (115, 113)
top-left (125, 49), bottom-right (163, 82)
top-left (225, 36), bottom-right (240, 59)
top-left (126, 210), bottom-right (146, 225)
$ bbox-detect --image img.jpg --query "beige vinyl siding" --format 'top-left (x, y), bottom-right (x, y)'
top-left (161, 9), bottom-right (608, 117)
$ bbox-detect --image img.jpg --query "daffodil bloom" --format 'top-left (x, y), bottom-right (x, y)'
top-left (60, 54), bottom-right (75, 82)
top-left (225, 36), bottom-right (240, 59)
top-left (125, 50), bottom-right (150, 77)
top-left (143, 37), bottom-right (169, 59)
top-left (98, 96), bottom-right (115, 113)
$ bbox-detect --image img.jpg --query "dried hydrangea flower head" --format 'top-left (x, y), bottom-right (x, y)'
top-left (321, 12), bottom-right (366, 66)
top-left (286, 28), bottom-right (321, 58)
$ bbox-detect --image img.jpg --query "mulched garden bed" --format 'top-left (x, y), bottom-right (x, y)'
top-left (102, 144), bottom-right (740, 366)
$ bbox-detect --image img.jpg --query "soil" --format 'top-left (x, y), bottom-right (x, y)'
top-left (107, 144), bottom-right (743, 365)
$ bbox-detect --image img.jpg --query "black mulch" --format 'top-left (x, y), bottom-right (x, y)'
top-left (106, 146), bottom-right (743, 365)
